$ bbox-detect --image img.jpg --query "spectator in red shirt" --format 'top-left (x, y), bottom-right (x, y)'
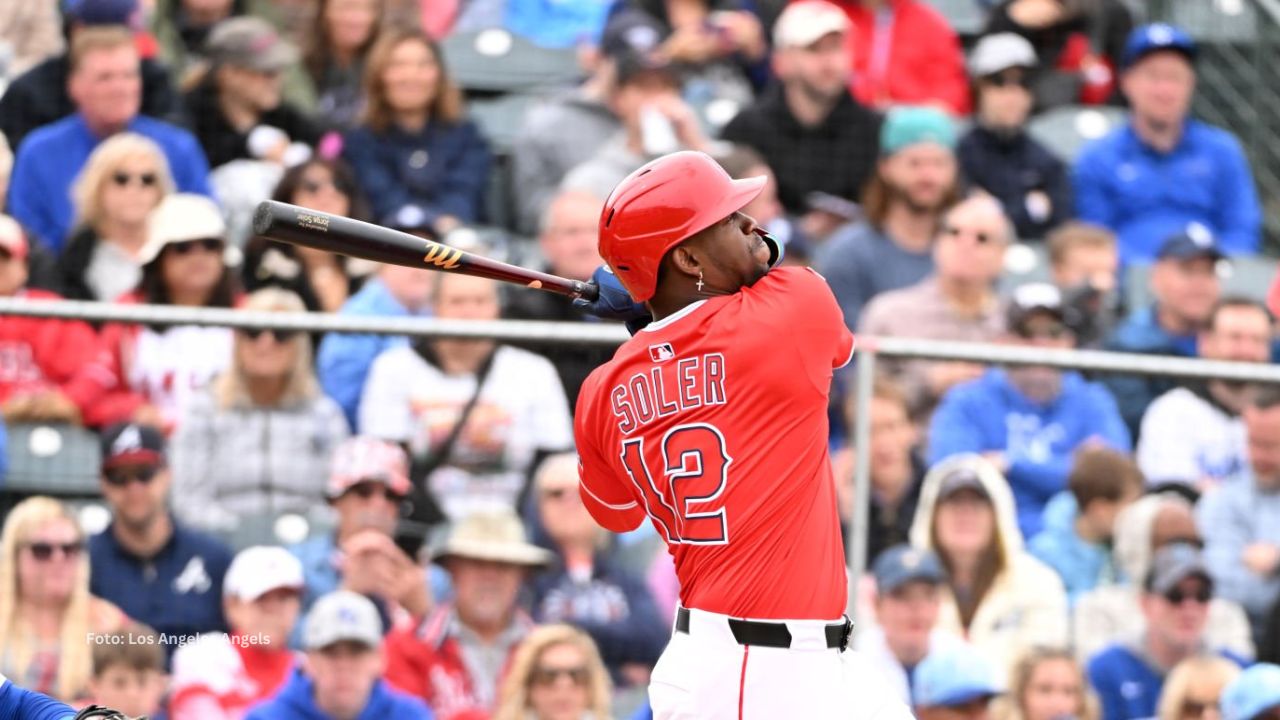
top-left (384, 510), bottom-right (551, 720)
top-left (829, 0), bottom-right (970, 115)
top-left (0, 214), bottom-right (141, 428)
top-left (169, 545), bottom-right (305, 720)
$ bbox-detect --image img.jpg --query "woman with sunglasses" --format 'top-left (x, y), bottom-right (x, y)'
top-left (98, 194), bottom-right (242, 432)
top-left (0, 496), bottom-right (127, 703)
top-left (60, 133), bottom-right (176, 302)
top-left (493, 624), bottom-right (614, 720)
top-left (1157, 655), bottom-right (1241, 720)
top-left (906, 454), bottom-right (1069, 674)
top-left (996, 647), bottom-right (1099, 720)
top-left (242, 158), bottom-right (370, 314)
top-left (171, 287), bottom-right (349, 534)
top-left (342, 28), bottom-right (491, 238)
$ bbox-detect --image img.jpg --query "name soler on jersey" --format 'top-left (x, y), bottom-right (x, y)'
top-left (610, 350), bottom-right (727, 434)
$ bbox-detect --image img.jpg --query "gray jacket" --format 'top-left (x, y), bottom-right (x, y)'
top-left (171, 387), bottom-right (350, 533)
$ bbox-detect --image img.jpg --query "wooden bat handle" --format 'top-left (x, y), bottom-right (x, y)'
top-left (252, 201), bottom-right (599, 302)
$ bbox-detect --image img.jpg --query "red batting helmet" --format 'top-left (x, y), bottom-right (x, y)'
top-left (598, 150), bottom-right (766, 302)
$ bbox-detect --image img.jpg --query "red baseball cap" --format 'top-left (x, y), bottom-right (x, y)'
top-left (327, 437), bottom-right (411, 499)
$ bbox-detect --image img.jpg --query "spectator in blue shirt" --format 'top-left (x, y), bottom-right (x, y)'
top-left (1073, 23), bottom-right (1261, 265)
top-left (1029, 447), bottom-right (1144, 605)
top-left (246, 591), bottom-right (435, 720)
top-left (6, 26), bottom-right (213, 254)
top-left (87, 422), bottom-right (233, 663)
top-left (1087, 544), bottom-right (1249, 720)
top-left (1221, 664), bottom-right (1280, 720)
top-left (316, 260), bottom-right (435, 430)
top-left (527, 453), bottom-right (666, 686)
top-left (290, 436), bottom-right (432, 636)
top-left (929, 283), bottom-right (1131, 539)
top-left (342, 28), bottom-right (492, 238)
top-left (1198, 385), bottom-right (1280, 633)
top-left (1103, 226), bottom-right (1223, 436)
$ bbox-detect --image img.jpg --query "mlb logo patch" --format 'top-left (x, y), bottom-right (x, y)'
top-left (649, 343), bottom-right (675, 362)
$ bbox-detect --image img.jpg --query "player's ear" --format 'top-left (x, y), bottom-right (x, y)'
top-left (667, 245), bottom-right (704, 282)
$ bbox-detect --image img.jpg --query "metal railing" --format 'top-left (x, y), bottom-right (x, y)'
top-left (5, 297), bottom-right (1280, 619)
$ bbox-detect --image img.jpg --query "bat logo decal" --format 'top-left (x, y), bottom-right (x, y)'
top-left (423, 242), bottom-right (462, 269)
top-left (296, 212), bottom-right (330, 232)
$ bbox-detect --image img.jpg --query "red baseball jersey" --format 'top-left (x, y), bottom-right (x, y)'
top-left (575, 266), bottom-right (855, 620)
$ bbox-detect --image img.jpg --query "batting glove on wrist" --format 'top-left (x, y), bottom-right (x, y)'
top-left (574, 265), bottom-right (652, 334)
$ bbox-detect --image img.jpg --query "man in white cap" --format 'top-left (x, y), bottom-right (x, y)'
top-left (170, 545), bottom-right (305, 719)
top-left (958, 33), bottom-right (1071, 240)
top-left (384, 510), bottom-right (551, 719)
top-left (721, 0), bottom-right (880, 239)
top-left (246, 591), bottom-right (434, 720)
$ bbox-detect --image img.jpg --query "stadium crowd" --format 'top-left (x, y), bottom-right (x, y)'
top-left (3, 0), bottom-right (1280, 719)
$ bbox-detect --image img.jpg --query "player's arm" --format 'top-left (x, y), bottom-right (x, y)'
top-left (574, 397), bottom-right (646, 533)
top-left (770, 266), bottom-right (855, 369)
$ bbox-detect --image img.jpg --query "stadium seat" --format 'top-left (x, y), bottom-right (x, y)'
top-left (468, 92), bottom-right (537, 153)
top-left (442, 28), bottom-right (584, 94)
top-left (999, 242), bottom-right (1054, 294)
top-left (1028, 105), bottom-right (1128, 163)
top-left (3, 423), bottom-right (102, 498)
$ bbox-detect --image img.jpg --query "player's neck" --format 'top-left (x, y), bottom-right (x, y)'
top-left (647, 294), bottom-right (705, 323)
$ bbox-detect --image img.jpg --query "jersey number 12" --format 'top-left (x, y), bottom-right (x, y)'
top-left (620, 422), bottom-right (732, 545)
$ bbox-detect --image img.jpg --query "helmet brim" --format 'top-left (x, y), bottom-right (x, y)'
top-left (686, 175), bottom-right (768, 244)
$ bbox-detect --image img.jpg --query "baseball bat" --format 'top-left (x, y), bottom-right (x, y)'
top-left (251, 200), bottom-right (599, 302)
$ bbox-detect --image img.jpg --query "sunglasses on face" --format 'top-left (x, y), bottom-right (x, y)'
top-left (346, 481), bottom-right (403, 502)
top-left (1016, 324), bottom-right (1070, 341)
top-left (530, 665), bottom-right (589, 688)
top-left (24, 541), bottom-right (83, 562)
top-left (111, 171), bottom-right (158, 188)
top-left (104, 465), bottom-right (160, 488)
top-left (167, 238), bottom-right (224, 256)
top-left (299, 177), bottom-right (343, 195)
top-left (541, 486), bottom-right (576, 502)
top-left (985, 72), bottom-right (1031, 89)
top-left (239, 327), bottom-right (298, 343)
top-left (943, 225), bottom-right (992, 244)
top-left (1181, 700), bottom-right (1218, 719)
top-left (1164, 585), bottom-right (1212, 605)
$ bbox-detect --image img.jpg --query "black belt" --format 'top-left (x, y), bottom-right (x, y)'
top-left (675, 607), bottom-right (852, 651)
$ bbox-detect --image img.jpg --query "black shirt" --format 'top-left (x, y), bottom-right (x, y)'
top-left (721, 83), bottom-right (881, 215)
top-left (957, 124), bottom-right (1073, 240)
top-left (184, 74), bottom-right (321, 169)
top-left (502, 284), bottom-right (619, 409)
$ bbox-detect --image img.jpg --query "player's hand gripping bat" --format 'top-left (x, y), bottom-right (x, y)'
top-left (251, 201), bottom-right (599, 302)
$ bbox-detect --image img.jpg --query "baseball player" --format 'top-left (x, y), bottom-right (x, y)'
top-left (573, 151), bottom-right (911, 720)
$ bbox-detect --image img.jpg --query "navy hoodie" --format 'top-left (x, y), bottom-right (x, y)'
top-left (245, 668), bottom-right (435, 720)
top-left (928, 368), bottom-right (1130, 539)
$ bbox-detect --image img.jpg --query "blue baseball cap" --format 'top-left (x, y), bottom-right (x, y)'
top-left (1222, 664), bottom-right (1280, 720)
top-left (1121, 23), bottom-right (1197, 70)
top-left (873, 545), bottom-right (945, 595)
top-left (1156, 223), bottom-right (1225, 263)
top-left (64, 0), bottom-right (140, 26)
top-left (913, 645), bottom-right (1003, 709)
